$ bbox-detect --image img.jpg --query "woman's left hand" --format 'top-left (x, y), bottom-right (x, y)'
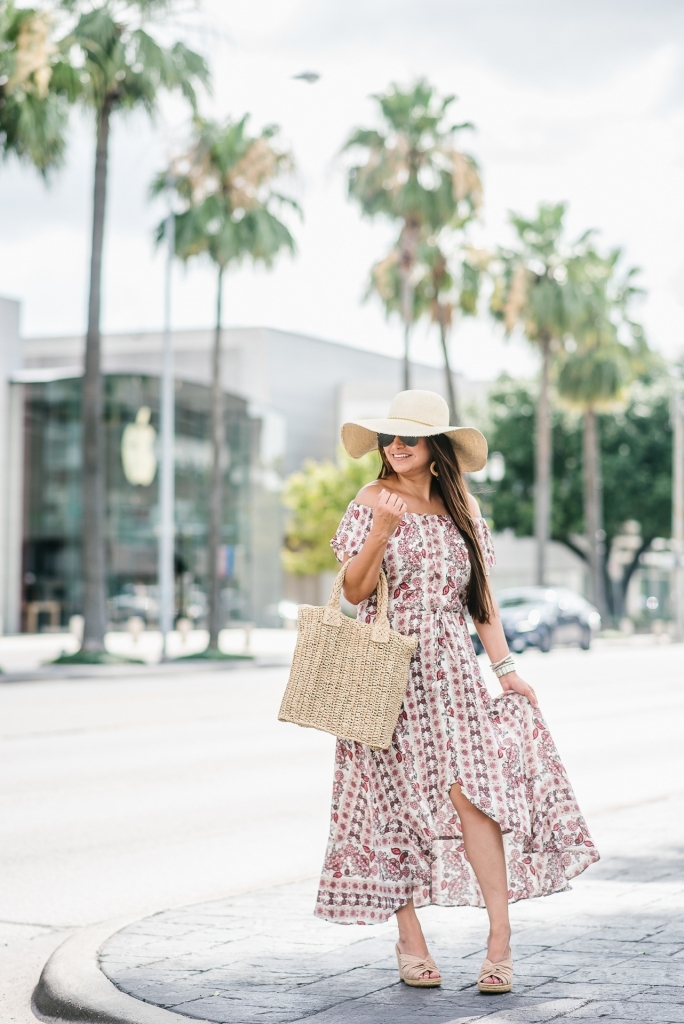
top-left (499, 671), bottom-right (538, 708)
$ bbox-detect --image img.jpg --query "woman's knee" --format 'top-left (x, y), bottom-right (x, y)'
top-left (450, 783), bottom-right (491, 821)
top-left (450, 782), bottom-right (474, 813)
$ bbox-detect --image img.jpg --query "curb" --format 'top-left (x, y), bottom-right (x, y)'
top-left (33, 917), bottom-right (211, 1024)
top-left (0, 657), bottom-right (290, 684)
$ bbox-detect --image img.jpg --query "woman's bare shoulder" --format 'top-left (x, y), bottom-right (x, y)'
top-left (355, 481), bottom-right (384, 509)
top-left (467, 492), bottom-right (482, 519)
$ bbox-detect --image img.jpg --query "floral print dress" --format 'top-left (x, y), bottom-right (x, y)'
top-left (315, 501), bottom-right (599, 925)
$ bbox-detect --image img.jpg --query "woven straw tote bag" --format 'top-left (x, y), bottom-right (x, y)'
top-left (278, 561), bottom-right (418, 749)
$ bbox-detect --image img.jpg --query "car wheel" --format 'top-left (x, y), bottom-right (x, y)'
top-left (538, 628), bottom-right (553, 653)
top-left (580, 625), bottom-right (591, 650)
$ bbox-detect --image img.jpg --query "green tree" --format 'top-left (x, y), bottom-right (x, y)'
top-left (481, 376), bottom-right (671, 618)
top-left (600, 383), bottom-right (672, 618)
top-left (474, 378), bottom-right (584, 542)
top-left (50, 0), bottom-right (209, 655)
top-left (344, 78), bottom-right (481, 390)
top-left (155, 115), bottom-right (298, 649)
top-left (489, 203), bottom-right (602, 586)
top-left (283, 451), bottom-right (380, 576)
top-left (0, 3), bottom-right (66, 174)
top-left (557, 254), bottom-right (648, 617)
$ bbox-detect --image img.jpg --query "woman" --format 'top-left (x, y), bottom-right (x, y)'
top-left (315, 390), bottom-right (598, 993)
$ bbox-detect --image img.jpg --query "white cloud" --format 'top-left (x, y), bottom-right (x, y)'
top-left (1, 2), bottom-right (683, 381)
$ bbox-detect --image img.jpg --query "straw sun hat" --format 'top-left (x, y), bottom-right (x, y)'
top-left (341, 390), bottom-right (488, 473)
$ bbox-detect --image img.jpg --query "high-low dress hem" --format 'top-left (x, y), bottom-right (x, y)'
top-left (315, 502), bottom-right (599, 926)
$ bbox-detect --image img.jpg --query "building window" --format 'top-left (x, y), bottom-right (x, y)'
top-left (22, 374), bottom-right (259, 632)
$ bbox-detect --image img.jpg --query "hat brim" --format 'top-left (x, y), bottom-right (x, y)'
top-left (341, 418), bottom-right (488, 473)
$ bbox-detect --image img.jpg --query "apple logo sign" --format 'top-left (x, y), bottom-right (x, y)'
top-left (121, 406), bottom-right (158, 486)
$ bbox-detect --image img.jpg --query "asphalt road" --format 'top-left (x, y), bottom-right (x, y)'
top-left (1, 639), bottom-right (682, 1022)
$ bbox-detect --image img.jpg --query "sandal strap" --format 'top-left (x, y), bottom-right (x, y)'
top-left (478, 957), bottom-right (513, 986)
top-left (396, 947), bottom-right (441, 981)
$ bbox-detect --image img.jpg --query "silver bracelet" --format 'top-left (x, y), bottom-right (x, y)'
top-left (490, 654), bottom-right (515, 678)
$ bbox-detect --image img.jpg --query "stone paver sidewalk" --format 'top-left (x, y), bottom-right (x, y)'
top-left (99, 797), bottom-right (684, 1024)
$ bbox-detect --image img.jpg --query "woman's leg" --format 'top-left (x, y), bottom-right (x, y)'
top-left (395, 899), bottom-right (440, 980)
top-left (450, 783), bottom-right (511, 983)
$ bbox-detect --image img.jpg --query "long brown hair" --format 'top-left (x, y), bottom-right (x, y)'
top-left (378, 434), bottom-right (493, 623)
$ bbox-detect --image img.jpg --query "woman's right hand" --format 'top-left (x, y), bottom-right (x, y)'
top-left (342, 488), bottom-right (408, 604)
top-left (371, 488), bottom-right (408, 542)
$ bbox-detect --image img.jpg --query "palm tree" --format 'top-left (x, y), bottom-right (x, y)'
top-left (344, 79), bottom-right (481, 390)
top-left (369, 234), bottom-right (483, 423)
top-left (420, 237), bottom-right (485, 423)
top-left (490, 203), bottom-right (598, 584)
top-left (50, 1), bottom-right (209, 655)
top-left (0, 3), bottom-right (66, 175)
top-left (366, 239), bottom-right (425, 372)
top-left (557, 255), bottom-right (647, 616)
top-left (154, 115), bottom-right (298, 651)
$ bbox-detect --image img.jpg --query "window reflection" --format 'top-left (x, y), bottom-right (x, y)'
top-left (22, 374), bottom-right (256, 632)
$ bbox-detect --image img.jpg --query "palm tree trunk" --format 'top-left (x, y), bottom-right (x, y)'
top-left (398, 219), bottom-right (419, 392)
top-left (401, 318), bottom-right (411, 391)
top-left (81, 99), bottom-right (112, 652)
top-left (438, 318), bottom-right (458, 424)
top-left (534, 335), bottom-right (552, 585)
top-left (207, 265), bottom-right (225, 649)
top-left (583, 407), bottom-right (608, 617)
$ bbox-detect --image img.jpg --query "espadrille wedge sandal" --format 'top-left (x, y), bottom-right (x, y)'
top-left (395, 944), bottom-right (442, 987)
top-left (477, 957), bottom-right (513, 993)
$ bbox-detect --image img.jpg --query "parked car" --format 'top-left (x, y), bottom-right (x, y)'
top-left (496, 587), bottom-right (601, 653)
top-left (107, 585), bottom-right (159, 625)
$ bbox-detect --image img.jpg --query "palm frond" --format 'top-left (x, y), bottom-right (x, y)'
top-left (52, 4), bottom-right (208, 120)
top-left (343, 79), bottom-right (480, 235)
top-left (155, 114), bottom-right (298, 273)
top-left (0, 2), bottom-right (67, 175)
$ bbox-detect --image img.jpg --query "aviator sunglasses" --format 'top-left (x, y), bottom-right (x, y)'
top-left (377, 432), bottom-right (419, 448)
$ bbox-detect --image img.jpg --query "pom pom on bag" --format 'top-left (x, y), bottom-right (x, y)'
top-left (278, 561), bottom-right (418, 750)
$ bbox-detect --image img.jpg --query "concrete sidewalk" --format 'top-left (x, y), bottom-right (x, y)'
top-left (40, 793), bottom-right (684, 1024)
top-left (16, 644), bottom-right (684, 1023)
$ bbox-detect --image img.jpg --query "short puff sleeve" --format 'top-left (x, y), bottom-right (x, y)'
top-left (474, 517), bottom-right (496, 576)
top-left (330, 501), bottom-right (373, 563)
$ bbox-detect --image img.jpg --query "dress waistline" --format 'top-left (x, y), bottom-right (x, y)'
top-left (388, 604), bottom-right (465, 638)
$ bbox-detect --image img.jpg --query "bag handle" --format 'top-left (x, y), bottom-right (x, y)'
top-left (322, 559), bottom-right (391, 643)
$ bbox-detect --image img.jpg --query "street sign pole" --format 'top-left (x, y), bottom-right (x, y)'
top-left (673, 379), bottom-right (684, 642)
top-left (158, 209), bottom-right (175, 659)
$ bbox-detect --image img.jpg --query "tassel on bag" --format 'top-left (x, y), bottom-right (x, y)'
top-left (278, 562), bottom-right (418, 750)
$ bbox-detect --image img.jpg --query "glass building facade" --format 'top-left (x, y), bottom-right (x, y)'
top-left (21, 373), bottom-right (279, 631)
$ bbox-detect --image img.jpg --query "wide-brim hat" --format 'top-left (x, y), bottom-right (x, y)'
top-left (341, 390), bottom-right (488, 473)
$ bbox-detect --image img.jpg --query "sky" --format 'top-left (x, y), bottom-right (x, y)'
top-left (1, 0), bottom-right (684, 381)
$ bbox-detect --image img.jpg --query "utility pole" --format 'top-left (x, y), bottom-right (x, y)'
top-left (158, 208), bottom-right (175, 659)
top-left (673, 376), bottom-right (684, 642)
